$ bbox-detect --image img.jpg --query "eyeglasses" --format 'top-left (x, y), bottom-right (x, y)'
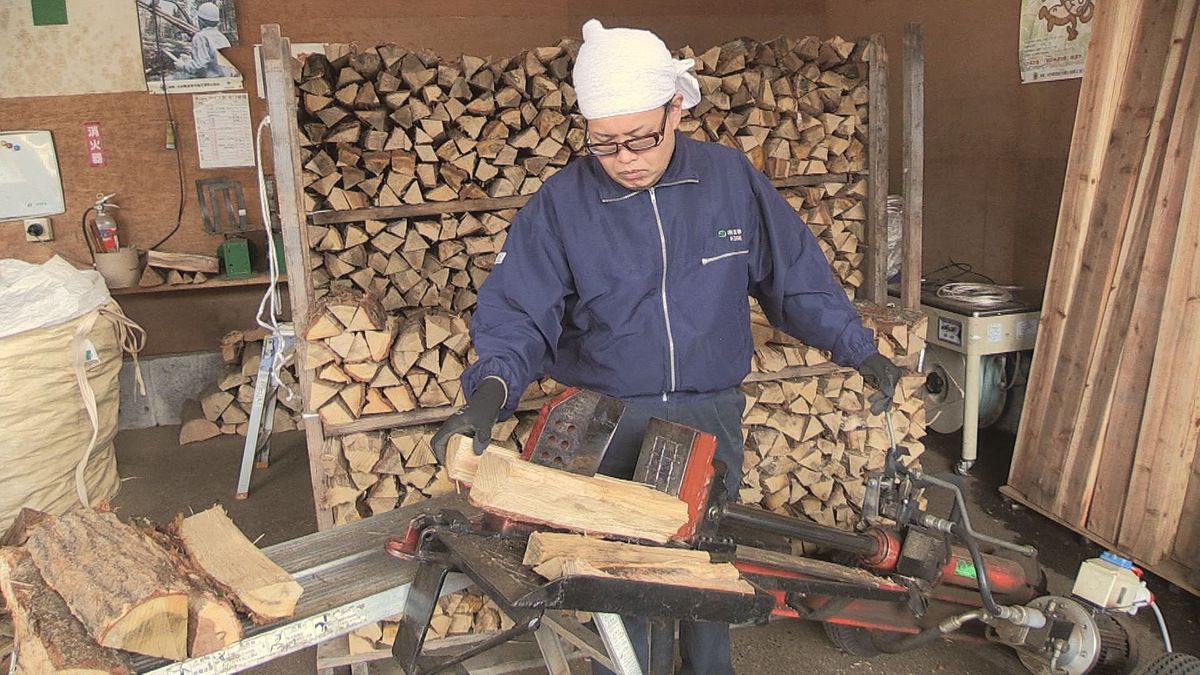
top-left (584, 104), bottom-right (671, 157)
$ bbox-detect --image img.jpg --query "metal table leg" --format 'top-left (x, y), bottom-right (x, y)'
top-left (959, 353), bottom-right (982, 474)
top-left (535, 624), bottom-right (573, 675)
top-left (594, 613), bottom-right (643, 675)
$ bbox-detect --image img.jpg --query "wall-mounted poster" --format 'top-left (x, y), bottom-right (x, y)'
top-left (138, 0), bottom-right (243, 94)
top-left (1019, 0), bottom-right (1096, 83)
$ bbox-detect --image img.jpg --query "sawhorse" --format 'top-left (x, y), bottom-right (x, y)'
top-left (235, 323), bottom-right (295, 500)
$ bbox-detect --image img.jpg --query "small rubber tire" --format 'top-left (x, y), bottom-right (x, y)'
top-left (1137, 652), bottom-right (1200, 675)
top-left (823, 622), bottom-right (881, 658)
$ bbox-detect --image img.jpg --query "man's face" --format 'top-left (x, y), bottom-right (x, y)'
top-left (586, 95), bottom-right (683, 190)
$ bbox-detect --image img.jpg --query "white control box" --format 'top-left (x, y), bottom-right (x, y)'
top-left (1072, 558), bottom-right (1150, 613)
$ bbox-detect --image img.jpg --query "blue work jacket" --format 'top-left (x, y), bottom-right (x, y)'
top-left (461, 132), bottom-right (878, 413)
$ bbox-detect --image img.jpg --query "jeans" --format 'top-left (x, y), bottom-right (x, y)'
top-left (590, 388), bottom-right (745, 675)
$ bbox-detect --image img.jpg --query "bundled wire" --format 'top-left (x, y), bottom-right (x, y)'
top-left (936, 282), bottom-right (1016, 308)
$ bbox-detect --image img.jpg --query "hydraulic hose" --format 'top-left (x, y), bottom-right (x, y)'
top-left (874, 609), bottom-right (989, 654)
top-left (910, 470), bottom-right (1012, 618)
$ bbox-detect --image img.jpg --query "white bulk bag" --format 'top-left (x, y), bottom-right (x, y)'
top-left (0, 257), bottom-right (144, 532)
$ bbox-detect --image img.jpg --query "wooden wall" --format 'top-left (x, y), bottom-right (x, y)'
top-left (2, 0), bottom-right (1080, 354)
top-left (0, 0), bottom-right (824, 355)
top-left (825, 0), bottom-right (1081, 289)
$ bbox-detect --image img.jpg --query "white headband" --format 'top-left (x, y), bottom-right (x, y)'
top-left (572, 19), bottom-right (702, 120)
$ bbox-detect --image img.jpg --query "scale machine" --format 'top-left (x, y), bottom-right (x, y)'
top-left (892, 285), bottom-right (1042, 475)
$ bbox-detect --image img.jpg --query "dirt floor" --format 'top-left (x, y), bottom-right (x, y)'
top-left (109, 425), bottom-right (1200, 674)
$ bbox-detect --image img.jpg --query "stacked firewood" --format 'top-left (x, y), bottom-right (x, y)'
top-left (740, 373), bottom-right (926, 531)
top-left (345, 588), bottom-right (516, 656)
top-left (302, 290), bottom-right (477, 425)
top-left (781, 185), bottom-right (867, 296)
top-left (740, 304), bottom-right (928, 539)
top-left (750, 301), bottom-right (928, 373)
top-left (295, 35), bottom-right (869, 210)
top-left (138, 251), bottom-right (221, 288)
top-left (678, 35), bottom-right (868, 177)
top-left (179, 329), bottom-right (304, 445)
top-left (320, 414), bottom-right (547, 527)
top-left (308, 211), bottom-right (512, 310)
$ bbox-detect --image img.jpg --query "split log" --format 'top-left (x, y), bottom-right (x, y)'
top-left (144, 250), bottom-right (220, 274)
top-left (0, 548), bottom-right (133, 674)
top-left (179, 399), bottom-right (222, 445)
top-left (137, 526), bottom-right (244, 658)
top-left (176, 506), bottom-right (303, 623)
top-left (23, 510), bottom-right (191, 660)
top-left (460, 442), bottom-right (689, 544)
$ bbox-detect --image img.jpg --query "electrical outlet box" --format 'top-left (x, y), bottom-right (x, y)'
top-left (24, 217), bottom-right (53, 242)
top-left (1072, 557), bottom-right (1150, 613)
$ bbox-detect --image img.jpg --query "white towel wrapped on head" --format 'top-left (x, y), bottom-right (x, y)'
top-left (572, 19), bottom-right (701, 120)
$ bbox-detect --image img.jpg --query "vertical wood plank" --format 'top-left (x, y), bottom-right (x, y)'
top-left (262, 25), bottom-right (334, 531)
top-left (1056, 0), bottom-right (1195, 526)
top-left (901, 24), bottom-right (924, 311)
top-left (1172, 437), bottom-right (1200, 566)
top-left (1006, 0), bottom-right (1174, 510)
top-left (864, 34), bottom-right (889, 305)
top-left (1084, 0), bottom-right (1200, 538)
top-left (1117, 74), bottom-right (1200, 563)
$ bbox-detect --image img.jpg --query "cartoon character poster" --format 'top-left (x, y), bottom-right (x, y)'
top-left (138, 0), bottom-right (244, 93)
top-left (1019, 0), bottom-right (1096, 83)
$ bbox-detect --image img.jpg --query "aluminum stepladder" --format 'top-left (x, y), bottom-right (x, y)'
top-left (235, 322), bottom-right (296, 499)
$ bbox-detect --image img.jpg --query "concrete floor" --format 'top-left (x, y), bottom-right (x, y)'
top-left (109, 425), bottom-right (1200, 674)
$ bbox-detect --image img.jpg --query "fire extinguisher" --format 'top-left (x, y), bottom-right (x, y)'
top-left (82, 193), bottom-right (121, 254)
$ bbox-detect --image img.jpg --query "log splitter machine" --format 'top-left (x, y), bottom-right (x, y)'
top-left (388, 389), bottom-right (1142, 675)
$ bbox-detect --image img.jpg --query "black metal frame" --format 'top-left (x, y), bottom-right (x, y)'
top-left (391, 510), bottom-right (776, 675)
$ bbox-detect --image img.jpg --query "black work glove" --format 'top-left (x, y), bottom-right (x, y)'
top-left (858, 353), bottom-right (902, 416)
top-left (430, 376), bottom-right (507, 463)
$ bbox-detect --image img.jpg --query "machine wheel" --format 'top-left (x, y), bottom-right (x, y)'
top-left (823, 622), bottom-right (881, 657)
top-left (1136, 652), bottom-right (1200, 675)
top-left (956, 460), bottom-right (976, 476)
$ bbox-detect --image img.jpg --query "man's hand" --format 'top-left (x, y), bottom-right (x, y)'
top-left (858, 353), bottom-right (902, 416)
top-left (430, 377), bottom-right (507, 463)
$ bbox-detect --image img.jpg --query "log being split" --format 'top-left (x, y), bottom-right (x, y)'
top-left (456, 441), bottom-right (690, 544)
top-left (176, 506), bottom-right (303, 623)
top-left (524, 532), bottom-right (753, 595)
top-left (0, 548), bottom-right (132, 674)
top-left (22, 510), bottom-right (191, 660)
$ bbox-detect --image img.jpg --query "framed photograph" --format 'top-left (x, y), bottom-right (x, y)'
top-left (138, 0), bottom-right (244, 94)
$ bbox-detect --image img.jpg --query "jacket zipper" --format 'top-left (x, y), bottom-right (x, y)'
top-left (701, 250), bottom-right (750, 265)
top-left (648, 187), bottom-right (677, 400)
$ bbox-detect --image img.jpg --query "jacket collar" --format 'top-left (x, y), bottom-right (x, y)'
top-left (589, 131), bottom-right (703, 203)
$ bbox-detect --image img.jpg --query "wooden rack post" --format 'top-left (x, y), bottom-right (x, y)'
top-left (865, 34), bottom-right (890, 305)
top-left (261, 24), bottom-right (333, 530)
top-left (902, 23), bottom-right (925, 311)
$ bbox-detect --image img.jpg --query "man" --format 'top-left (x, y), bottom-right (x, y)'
top-left (171, 2), bottom-right (232, 79)
top-left (432, 19), bottom-right (901, 675)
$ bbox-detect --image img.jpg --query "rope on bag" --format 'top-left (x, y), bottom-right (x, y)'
top-left (71, 302), bottom-right (146, 506)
